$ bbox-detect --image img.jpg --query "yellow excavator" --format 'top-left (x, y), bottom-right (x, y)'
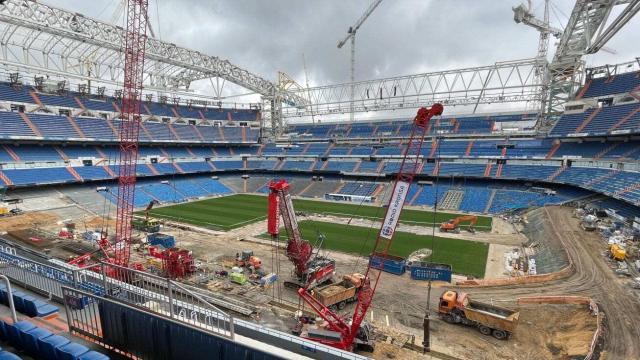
top-left (440, 215), bottom-right (478, 234)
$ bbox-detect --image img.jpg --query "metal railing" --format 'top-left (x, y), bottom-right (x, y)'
top-left (0, 248), bottom-right (233, 339)
top-left (0, 249), bottom-right (82, 300)
top-left (98, 262), bottom-right (234, 339)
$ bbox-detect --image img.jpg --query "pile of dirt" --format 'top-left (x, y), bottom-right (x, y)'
top-left (84, 216), bottom-right (116, 230)
top-left (0, 212), bottom-right (57, 232)
top-left (441, 303), bottom-right (598, 360)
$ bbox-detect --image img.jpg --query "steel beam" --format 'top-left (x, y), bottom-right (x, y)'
top-left (282, 58), bottom-right (543, 118)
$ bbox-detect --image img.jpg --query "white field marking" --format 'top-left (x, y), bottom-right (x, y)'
top-left (227, 215), bottom-right (268, 228)
top-left (316, 211), bottom-right (491, 229)
top-left (147, 212), bottom-right (228, 230)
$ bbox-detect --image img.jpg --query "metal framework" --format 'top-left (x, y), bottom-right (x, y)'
top-left (282, 58), bottom-right (544, 118)
top-left (547, 0), bottom-right (640, 116)
top-left (0, 0), bottom-right (304, 106)
top-left (114, 0), bottom-right (148, 267)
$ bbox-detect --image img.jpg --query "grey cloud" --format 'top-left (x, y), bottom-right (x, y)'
top-left (44, 0), bottom-right (639, 87)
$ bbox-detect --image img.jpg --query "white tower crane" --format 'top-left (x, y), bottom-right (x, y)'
top-left (337, 0), bottom-right (383, 123)
top-left (513, 0), bottom-right (561, 120)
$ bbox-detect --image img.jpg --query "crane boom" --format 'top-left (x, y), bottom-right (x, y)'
top-left (337, 0), bottom-right (384, 48)
top-left (297, 103), bottom-right (444, 351)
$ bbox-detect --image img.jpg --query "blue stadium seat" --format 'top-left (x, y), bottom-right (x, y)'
top-left (55, 342), bottom-right (89, 360)
top-left (22, 327), bottom-right (53, 356)
top-left (78, 351), bottom-right (110, 360)
top-left (38, 334), bottom-right (70, 360)
top-left (5, 320), bottom-right (36, 349)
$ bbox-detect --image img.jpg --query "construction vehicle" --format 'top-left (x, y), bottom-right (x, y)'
top-left (610, 244), bottom-right (626, 261)
top-left (438, 290), bottom-right (519, 340)
top-left (133, 200), bottom-right (161, 232)
top-left (580, 214), bottom-right (598, 231)
top-left (268, 179), bottom-right (335, 289)
top-left (235, 250), bottom-right (262, 271)
top-left (311, 273), bottom-right (364, 312)
top-left (295, 104), bottom-right (444, 351)
top-left (230, 272), bottom-right (248, 285)
top-left (0, 207), bottom-right (22, 217)
top-left (440, 215), bottom-right (478, 233)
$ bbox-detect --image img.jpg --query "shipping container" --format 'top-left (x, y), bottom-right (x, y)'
top-left (146, 233), bottom-right (176, 249)
top-left (369, 253), bottom-right (406, 275)
top-left (410, 262), bottom-right (452, 282)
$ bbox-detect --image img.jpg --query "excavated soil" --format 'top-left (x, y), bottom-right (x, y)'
top-left (0, 212), bottom-right (58, 232)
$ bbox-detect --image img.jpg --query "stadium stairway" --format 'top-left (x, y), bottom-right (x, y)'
top-left (65, 167), bottom-right (82, 181)
top-left (575, 107), bottom-right (602, 133)
top-left (439, 190), bottom-right (464, 210)
top-left (547, 167), bottom-right (567, 181)
top-left (0, 171), bottom-right (13, 186)
top-left (546, 142), bottom-right (561, 159)
top-left (18, 113), bottom-right (42, 137)
top-left (609, 106), bottom-right (640, 132)
top-left (65, 116), bottom-right (86, 138)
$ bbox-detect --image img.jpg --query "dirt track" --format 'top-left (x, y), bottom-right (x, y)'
top-left (460, 206), bottom-right (640, 359)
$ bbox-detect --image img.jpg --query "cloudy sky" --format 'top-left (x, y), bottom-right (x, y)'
top-left (44, 0), bottom-right (639, 86)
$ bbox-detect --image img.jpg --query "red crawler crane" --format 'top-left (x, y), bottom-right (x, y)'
top-left (268, 180), bottom-right (335, 289)
top-left (113, 0), bottom-right (149, 268)
top-left (296, 104), bottom-right (444, 351)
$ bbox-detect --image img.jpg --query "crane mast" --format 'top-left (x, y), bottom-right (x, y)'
top-left (337, 0), bottom-right (383, 123)
top-left (297, 103), bottom-right (444, 351)
top-left (114, 0), bottom-right (149, 267)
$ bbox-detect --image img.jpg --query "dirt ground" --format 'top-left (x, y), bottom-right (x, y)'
top-left (484, 244), bottom-right (515, 279)
top-left (0, 212), bottom-right (58, 232)
top-left (5, 195), bottom-right (624, 359)
top-left (154, 210), bottom-right (601, 360)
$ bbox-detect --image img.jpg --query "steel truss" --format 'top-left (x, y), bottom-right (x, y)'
top-left (281, 58), bottom-right (544, 118)
top-left (0, 0), bottom-right (305, 108)
top-left (547, 0), bottom-right (640, 117)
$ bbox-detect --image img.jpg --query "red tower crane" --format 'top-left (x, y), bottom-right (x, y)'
top-left (69, 0), bottom-right (149, 272)
top-left (113, 0), bottom-right (149, 268)
top-left (296, 103), bottom-right (444, 351)
top-left (268, 180), bottom-right (335, 289)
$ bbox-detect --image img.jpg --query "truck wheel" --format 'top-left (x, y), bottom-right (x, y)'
top-left (338, 301), bottom-right (346, 310)
top-left (478, 325), bottom-right (492, 336)
top-left (492, 329), bottom-right (507, 340)
top-left (442, 314), bottom-right (456, 324)
top-left (329, 305), bottom-right (338, 312)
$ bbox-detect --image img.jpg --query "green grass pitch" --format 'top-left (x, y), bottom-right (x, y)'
top-left (266, 220), bottom-right (488, 278)
top-left (145, 193), bottom-right (492, 231)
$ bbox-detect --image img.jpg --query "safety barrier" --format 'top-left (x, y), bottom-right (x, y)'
top-left (0, 249), bottom-right (103, 300)
top-left (97, 262), bottom-right (234, 339)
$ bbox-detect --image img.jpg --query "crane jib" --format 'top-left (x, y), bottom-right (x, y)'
top-left (380, 180), bottom-right (410, 240)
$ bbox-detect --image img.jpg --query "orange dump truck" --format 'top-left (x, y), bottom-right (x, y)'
top-left (438, 290), bottom-right (519, 340)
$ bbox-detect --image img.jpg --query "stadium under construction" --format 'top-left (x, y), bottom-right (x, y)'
top-left (0, 0), bottom-right (639, 359)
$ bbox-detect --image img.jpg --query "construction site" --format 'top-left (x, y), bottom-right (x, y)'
top-left (0, 1), bottom-right (639, 360)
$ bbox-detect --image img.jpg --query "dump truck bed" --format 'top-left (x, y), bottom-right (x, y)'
top-left (314, 281), bottom-right (357, 306)
top-left (464, 300), bottom-right (519, 333)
